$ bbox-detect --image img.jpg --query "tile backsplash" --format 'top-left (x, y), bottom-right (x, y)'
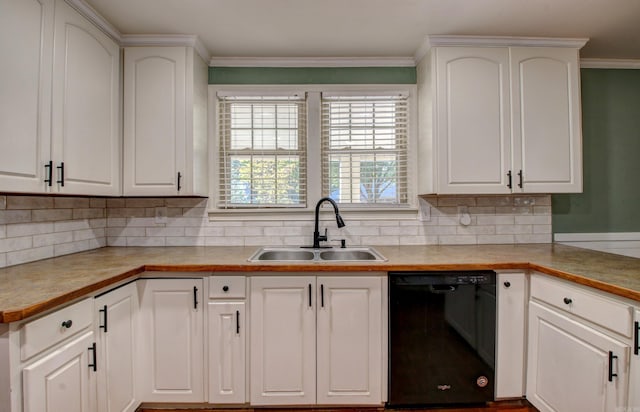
top-left (0, 195), bottom-right (106, 268)
top-left (0, 194), bottom-right (551, 268)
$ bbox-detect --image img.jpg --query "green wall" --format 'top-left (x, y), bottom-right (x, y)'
top-left (552, 69), bottom-right (640, 233)
top-left (208, 67), bottom-right (416, 84)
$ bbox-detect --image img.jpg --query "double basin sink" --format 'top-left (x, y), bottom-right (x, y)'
top-left (249, 246), bottom-right (387, 262)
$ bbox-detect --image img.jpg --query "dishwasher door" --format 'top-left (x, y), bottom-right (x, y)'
top-left (388, 271), bottom-right (496, 407)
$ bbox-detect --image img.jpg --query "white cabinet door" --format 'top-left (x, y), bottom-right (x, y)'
top-left (0, 0), bottom-right (54, 193)
top-left (50, 0), bottom-right (120, 196)
top-left (23, 330), bottom-right (96, 412)
top-left (137, 278), bottom-right (204, 403)
top-left (527, 302), bottom-right (629, 412)
top-left (510, 47), bottom-right (582, 193)
top-left (316, 277), bottom-right (382, 405)
top-left (95, 283), bottom-right (138, 412)
top-left (434, 47), bottom-right (512, 194)
top-left (250, 277), bottom-right (316, 405)
top-left (629, 309), bottom-right (640, 409)
top-left (495, 272), bottom-right (526, 399)
top-left (123, 47), bottom-right (186, 196)
top-left (208, 301), bottom-right (245, 404)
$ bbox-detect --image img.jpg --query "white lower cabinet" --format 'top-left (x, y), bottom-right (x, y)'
top-left (94, 283), bottom-right (138, 412)
top-left (250, 276), bottom-right (316, 405)
top-left (136, 278), bottom-right (204, 403)
top-left (208, 274), bottom-right (247, 404)
top-left (208, 302), bottom-right (246, 404)
top-left (22, 330), bottom-right (97, 412)
top-left (495, 272), bottom-right (527, 399)
top-left (629, 309), bottom-right (640, 408)
top-left (527, 302), bottom-right (629, 412)
top-left (250, 275), bottom-right (384, 406)
top-left (316, 276), bottom-right (383, 405)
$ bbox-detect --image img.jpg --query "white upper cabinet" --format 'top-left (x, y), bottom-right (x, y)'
top-left (510, 47), bottom-right (583, 193)
top-left (418, 36), bottom-right (586, 194)
top-left (123, 46), bottom-right (208, 196)
top-left (434, 47), bottom-right (512, 194)
top-left (0, 0), bottom-right (120, 195)
top-left (0, 0), bottom-right (54, 193)
top-left (51, 0), bottom-right (121, 196)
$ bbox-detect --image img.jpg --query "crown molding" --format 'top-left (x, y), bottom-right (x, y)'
top-left (209, 56), bottom-right (416, 68)
top-left (415, 35), bottom-right (589, 62)
top-left (580, 58), bottom-right (640, 69)
top-left (64, 0), bottom-right (122, 42)
top-left (121, 35), bottom-right (210, 61)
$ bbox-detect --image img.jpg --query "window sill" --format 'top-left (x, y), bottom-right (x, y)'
top-left (208, 207), bottom-right (419, 222)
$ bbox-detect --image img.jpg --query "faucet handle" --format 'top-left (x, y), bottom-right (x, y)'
top-left (318, 228), bottom-right (328, 242)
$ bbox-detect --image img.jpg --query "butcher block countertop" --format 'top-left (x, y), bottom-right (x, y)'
top-left (1, 244), bottom-right (640, 323)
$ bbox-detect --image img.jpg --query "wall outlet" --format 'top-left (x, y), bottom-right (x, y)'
top-left (457, 205), bottom-right (471, 226)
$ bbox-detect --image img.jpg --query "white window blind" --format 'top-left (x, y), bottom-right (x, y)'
top-left (321, 94), bottom-right (409, 205)
top-left (218, 95), bottom-right (307, 208)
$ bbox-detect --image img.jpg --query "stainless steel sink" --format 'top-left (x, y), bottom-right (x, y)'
top-left (248, 247), bottom-right (387, 262)
top-left (319, 249), bottom-right (382, 261)
top-left (252, 249), bottom-right (315, 261)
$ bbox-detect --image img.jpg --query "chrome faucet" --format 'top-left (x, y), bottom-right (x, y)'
top-left (310, 197), bottom-right (345, 249)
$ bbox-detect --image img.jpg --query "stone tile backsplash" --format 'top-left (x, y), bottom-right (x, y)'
top-left (0, 195), bottom-right (106, 268)
top-left (0, 194), bottom-right (552, 268)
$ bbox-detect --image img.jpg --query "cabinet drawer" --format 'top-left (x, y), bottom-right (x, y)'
top-left (21, 298), bottom-right (93, 360)
top-left (530, 274), bottom-right (632, 337)
top-left (210, 276), bottom-right (246, 299)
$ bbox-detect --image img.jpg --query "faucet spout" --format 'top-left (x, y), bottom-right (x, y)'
top-left (312, 197), bottom-right (345, 248)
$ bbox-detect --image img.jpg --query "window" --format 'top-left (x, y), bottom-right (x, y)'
top-left (211, 86), bottom-right (417, 218)
top-left (217, 94), bottom-right (307, 208)
top-left (321, 94), bottom-right (409, 206)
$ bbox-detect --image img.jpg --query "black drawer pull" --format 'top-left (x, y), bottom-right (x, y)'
top-left (563, 297), bottom-right (572, 305)
top-left (608, 351), bottom-right (618, 382)
top-left (88, 342), bottom-right (97, 372)
top-left (61, 320), bottom-right (73, 328)
top-left (56, 162), bottom-right (64, 186)
top-left (503, 281), bottom-right (511, 288)
top-left (222, 285), bottom-right (229, 292)
top-left (99, 305), bottom-right (108, 333)
top-left (44, 161), bottom-right (53, 186)
top-left (236, 310), bottom-right (240, 334)
top-left (634, 321), bottom-right (639, 356)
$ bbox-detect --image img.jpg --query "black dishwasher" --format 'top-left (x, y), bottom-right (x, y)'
top-left (388, 271), bottom-right (496, 407)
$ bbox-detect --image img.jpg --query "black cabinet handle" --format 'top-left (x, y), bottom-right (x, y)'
top-left (563, 297), bottom-right (572, 305)
top-left (634, 321), bottom-right (639, 356)
top-left (56, 162), bottom-right (64, 186)
top-left (61, 320), bottom-right (73, 328)
top-left (308, 284), bottom-right (312, 307)
top-left (236, 310), bottom-right (240, 334)
top-left (99, 305), bottom-right (108, 333)
top-left (222, 285), bottom-right (229, 292)
top-left (321, 284), bottom-right (324, 308)
top-left (44, 161), bottom-right (53, 186)
top-left (518, 170), bottom-right (523, 188)
top-left (503, 281), bottom-right (511, 288)
top-left (88, 342), bottom-right (97, 372)
top-left (608, 351), bottom-right (618, 382)
top-left (177, 172), bottom-right (182, 192)
top-left (193, 286), bottom-right (198, 309)
top-left (507, 170), bottom-right (512, 189)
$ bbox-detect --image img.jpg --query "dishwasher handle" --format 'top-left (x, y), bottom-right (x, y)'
top-left (429, 285), bottom-right (458, 294)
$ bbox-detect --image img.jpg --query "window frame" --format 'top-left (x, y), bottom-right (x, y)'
top-left (208, 84), bottom-right (419, 221)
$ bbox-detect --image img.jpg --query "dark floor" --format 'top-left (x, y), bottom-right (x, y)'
top-left (138, 400), bottom-right (539, 412)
